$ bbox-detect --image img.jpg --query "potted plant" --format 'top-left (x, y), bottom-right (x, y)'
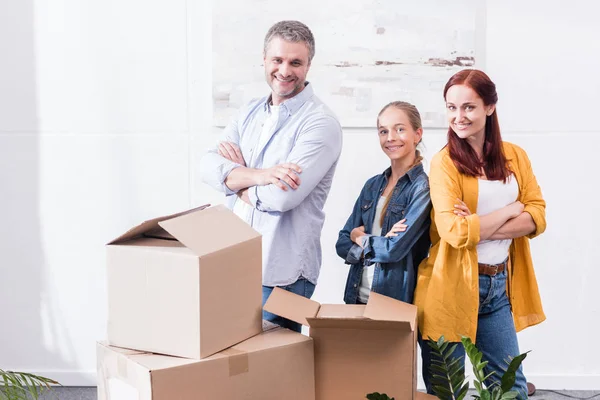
top-left (426, 336), bottom-right (528, 400)
top-left (366, 393), bottom-right (394, 400)
top-left (0, 369), bottom-right (58, 400)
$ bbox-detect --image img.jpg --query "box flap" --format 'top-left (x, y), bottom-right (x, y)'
top-left (306, 317), bottom-right (409, 330)
top-left (316, 304), bottom-right (365, 318)
top-left (158, 204), bottom-right (261, 257)
top-left (107, 204), bottom-right (210, 245)
top-left (363, 292), bottom-right (417, 331)
top-left (263, 287), bottom-right (320, 327)
top-left (97, 341), bottom-right (147, 357)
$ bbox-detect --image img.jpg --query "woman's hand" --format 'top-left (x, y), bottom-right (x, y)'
top-left (507, 201), bottom-right (524, 218)
top-left (454, 199), bottom-right (472, 217)
top-left (385, 219), bottom-right (408, 237)
top-left (350, 226), bottom-right (366, 246)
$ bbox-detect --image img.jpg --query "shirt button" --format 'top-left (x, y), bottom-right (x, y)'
top-left (354, 284), bottom-right (357, 288)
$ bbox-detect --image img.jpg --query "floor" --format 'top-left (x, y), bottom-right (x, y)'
top-left (41, 387), bottom-right (600, 399)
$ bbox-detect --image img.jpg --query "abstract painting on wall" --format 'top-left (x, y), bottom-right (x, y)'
top-left (213, 1), bottom-right (481, 128)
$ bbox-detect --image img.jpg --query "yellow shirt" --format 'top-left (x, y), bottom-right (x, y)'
top-left (414, 142), bottom-right (546, 342)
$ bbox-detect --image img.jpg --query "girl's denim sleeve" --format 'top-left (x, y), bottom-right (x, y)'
top-left (362, 186), bottom-right (431, 263)
top-left (336, 186), bottom-right (367, 264)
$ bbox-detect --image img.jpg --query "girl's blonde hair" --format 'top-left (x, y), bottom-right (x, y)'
top-left (377, 101), bottom-right (424, 227)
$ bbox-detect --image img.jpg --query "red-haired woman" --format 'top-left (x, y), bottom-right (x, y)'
top-left (414, 69), bottom-right (546, 398)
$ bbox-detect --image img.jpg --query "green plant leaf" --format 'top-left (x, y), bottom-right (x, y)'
top-left (500, 352), bottom-right (529, 393)
top-left (500, 390), bottom-right (519, 399)
top-left (427, 336), bottom-right (468, 400)
top-left (491, 385), bottom-right (504, 400)
top-left (0, 369), bottom-right (59, 400)
top-left (445, 343), bottom-right (459, 358)
top-left (433, 385), bottom-right (453, 397)
top-left (431, 364), bottom-right (449, 374)
top-left (462, 339), bottom-right (484, 381)
top-left (456, 383), bottom-right (470, 400)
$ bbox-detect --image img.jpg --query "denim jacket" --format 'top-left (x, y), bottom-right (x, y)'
top-left (336, 163), bottom-right (432, 304)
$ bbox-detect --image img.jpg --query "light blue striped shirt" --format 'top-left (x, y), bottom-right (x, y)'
top-left (200, 83), bottom-right (343, 286)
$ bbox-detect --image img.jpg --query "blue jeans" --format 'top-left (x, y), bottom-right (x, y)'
top-left (262, 277), bottom-right (316, 333)
top-left (419, 270), bottom-right (528, 399)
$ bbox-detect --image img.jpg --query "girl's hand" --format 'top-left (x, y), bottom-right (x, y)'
top-left (454, 199), bottom-right (472, 217)
top-left (350, 226), bottom-right (366, 246)
top-left (385, 219), bottom-right (408, 237)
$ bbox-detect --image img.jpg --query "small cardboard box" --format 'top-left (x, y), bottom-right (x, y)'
top-left (264, 288), bottom-right (418, 400)
top-left (96, 327), bottom-right (315, 400)
top-left (106, 204), bottom-right (262, 359)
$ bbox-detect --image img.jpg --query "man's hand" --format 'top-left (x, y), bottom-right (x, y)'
top-left (237, 188), bottom-right (251, 205)
top-left (351, 226), bottom-right (366, 246)
top-left (385, 219), bottom-right (408, 237)
top-left (256, 163), bottom-right (303, 191)
top-left (218, 141), bottom-right (246, 166)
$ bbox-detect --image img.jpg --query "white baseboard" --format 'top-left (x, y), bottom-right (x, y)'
top-left (25, 370), bottom-right (97, 386)
top-left (519, 375), bottom-right (600, 391)
top-left (27, 371), bottom-right (600, 390)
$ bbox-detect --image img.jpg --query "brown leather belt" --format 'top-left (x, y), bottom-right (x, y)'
top-left (478, 259), bottom-right (507, 276)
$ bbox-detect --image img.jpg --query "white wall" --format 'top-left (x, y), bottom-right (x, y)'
top-left (0, 0), bottom-right (211, 384)
top-left (483, 1), bottom-right (600, 389)
top-left (1, 0), bottom-right (598, 390)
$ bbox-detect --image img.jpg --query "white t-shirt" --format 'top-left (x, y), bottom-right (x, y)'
top-left (476, 175), bottom-right (519, 264)
top-left (232, 105), bottom-right (280, 274)
top-left (358, 196), bottom-right (387, 303)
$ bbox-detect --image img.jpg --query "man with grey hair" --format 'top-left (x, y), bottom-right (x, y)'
top-left (200, 20), bottom-right (343, 332)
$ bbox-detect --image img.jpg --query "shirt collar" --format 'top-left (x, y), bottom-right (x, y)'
top-left (262, 81), bottom-right (314, 115)
top-left (383, 161), bottom-right (424, 183)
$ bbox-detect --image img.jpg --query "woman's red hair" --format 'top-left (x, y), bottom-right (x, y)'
top-left (443, 69), bottom-right (510, 182)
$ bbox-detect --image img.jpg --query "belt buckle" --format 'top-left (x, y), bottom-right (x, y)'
top-left (489, 264), bottom-right (499, 276)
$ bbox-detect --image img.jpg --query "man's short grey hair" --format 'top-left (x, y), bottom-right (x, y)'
top-left (263, 20), bottom-right (315, 62)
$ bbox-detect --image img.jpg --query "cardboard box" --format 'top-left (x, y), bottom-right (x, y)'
top-left (106, 204), bottom-right (262, 359)
top-left (366, 391), bottom-right (437, 400)
top-left (97, 327), bottom-right (315, 400)
top-left (416, 393), bottom-right (438, 399)
top-left (264, 288), bottom-right (418, 400)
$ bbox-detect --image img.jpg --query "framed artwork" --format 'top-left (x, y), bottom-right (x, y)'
top-left (213, 1), bottom-right (482, 128)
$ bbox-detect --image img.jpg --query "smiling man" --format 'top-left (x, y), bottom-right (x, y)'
top-left (200, 20), bottom-right (343, 332)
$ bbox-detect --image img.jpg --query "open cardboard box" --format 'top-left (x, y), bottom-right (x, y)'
top-left (264, 287), bottom-right (418, 400)
top-left (106, 204), bottom-right (263, 359)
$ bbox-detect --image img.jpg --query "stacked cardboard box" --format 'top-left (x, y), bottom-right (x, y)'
top-left (97, 205), bottom-right (316, 399)
top-left (97, 326), bottom-right (315, 399)
top-left (97, 204), bottom-right (438, 399)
